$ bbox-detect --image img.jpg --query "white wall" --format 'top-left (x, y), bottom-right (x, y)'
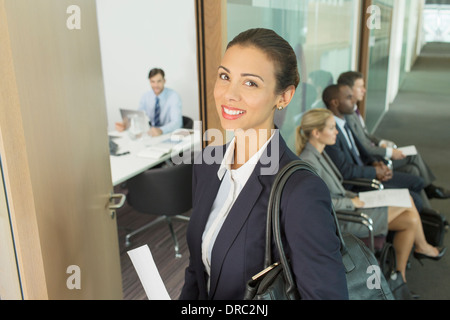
top-left (413, 0), bottom-right (426, 66)
top-left (387, 0), bottom-right (406, 105)
top-left (95, 0), bottom-right (199, 130)
top-left (406, 0), bottom-right (423, 72)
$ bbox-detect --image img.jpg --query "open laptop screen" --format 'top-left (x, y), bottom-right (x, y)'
top-left (120, 109), bottom-right (150, 131)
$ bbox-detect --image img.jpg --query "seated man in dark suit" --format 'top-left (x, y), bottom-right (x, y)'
top-left (323, 84), bottom-right (426, 212)
top-left (337, 71), bottom-right (450, 200)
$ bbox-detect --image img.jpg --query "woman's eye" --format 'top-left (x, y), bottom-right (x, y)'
top-left (219, 73), bottom-right (229, 80)
top-left (244, 80), bottom-right (258, 87)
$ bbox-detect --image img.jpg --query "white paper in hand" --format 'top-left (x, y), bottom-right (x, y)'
top-left (127, 245), bottom-right (171, 300)
top-left (397, 145), bottom-right (418, 156)
top-left (359, 189), bottom-right (412, 208)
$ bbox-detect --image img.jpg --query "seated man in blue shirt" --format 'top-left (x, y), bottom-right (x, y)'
top-left (116, 68), bottom-right (182, 136)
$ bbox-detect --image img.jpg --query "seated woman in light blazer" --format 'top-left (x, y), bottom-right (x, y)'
top-left (296, 108), bottom-right (445, 284)
top-left (180, 29), bottom-right (348, 300)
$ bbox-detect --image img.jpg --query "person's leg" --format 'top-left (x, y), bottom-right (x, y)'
top-left (411, 211), bottom-right (440, 257)
top-left (383, 171), bottom-right (425, 211)
top-left (383, 170), bottom-right (424, 193)
top-left (393, 154), bottom-right (450, 199)
top-left (388, 206), bottom-right (416, 283)
top-left (393, 153), bottom-right (435, 186)
top-left (388, 197), bottom-right (442, 282)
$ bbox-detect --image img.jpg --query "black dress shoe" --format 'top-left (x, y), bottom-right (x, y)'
top-left (410, 290), bottom-right (420, 299)
top-left (425, 184), bottom-right (450, 199)
top-left (413, 247), bottom-right (447, 265)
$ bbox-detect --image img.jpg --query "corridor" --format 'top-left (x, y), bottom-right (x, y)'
top-left (375, 42), bottom-right (450, 299)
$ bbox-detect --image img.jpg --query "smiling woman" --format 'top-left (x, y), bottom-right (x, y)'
top-left (214, 46), bottom-right (284, 133)
top-left (213, 28), bottom-right (300, 170)
top-left (180, 28), bottom-right (349, 300)
top-left (224, 0), bottom-right (360, 151)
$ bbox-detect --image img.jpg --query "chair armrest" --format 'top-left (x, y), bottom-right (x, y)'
top-left (336, 211), bottom-right (375, 252)
top-left (336, 210), bottom-right (373, 226)
top-left (343, 178), bottom-right (384, 190)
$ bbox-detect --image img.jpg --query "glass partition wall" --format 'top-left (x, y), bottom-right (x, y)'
top-left (226, 0), bottom-right (360, 151)
top-left (364, 0), bottom-right (394, 131)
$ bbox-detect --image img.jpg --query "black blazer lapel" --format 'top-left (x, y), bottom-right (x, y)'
top-left (322, 151), bottom-right (345, 183)
top-left (336, 126), bottom-right (363, 166)
top-left (190, 161), bottom-right (222, 241)
top-left (208, 132), bottom-right (286, 299)
top-left (207, 172), bottom-right (263, 299)
top-left (191, 145), bottom-right (225, 227)
top-left (352, 130), bottom-right (376, 164)
top-left (187, 145), bottom-right (225, 298)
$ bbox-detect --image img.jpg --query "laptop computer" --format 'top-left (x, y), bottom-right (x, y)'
top-left (120, 109), bottom-right (150, 131)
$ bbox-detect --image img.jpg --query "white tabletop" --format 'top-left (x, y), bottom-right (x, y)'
top-left (109, 129), bottom-right (201, 186)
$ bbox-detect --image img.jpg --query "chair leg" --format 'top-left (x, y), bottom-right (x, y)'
top-left (173, 215), bottom-right (190, 222)
top-left (125, 216), bottom-right (166, 247)
top-left (166, 217), bottom-right (182, 258)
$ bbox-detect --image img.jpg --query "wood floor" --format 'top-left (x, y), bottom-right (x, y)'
top-left (115, 185), bottom-right (190, 300)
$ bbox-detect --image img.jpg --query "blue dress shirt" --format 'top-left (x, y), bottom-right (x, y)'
top-left (138, 87), bottom-right (183, 134)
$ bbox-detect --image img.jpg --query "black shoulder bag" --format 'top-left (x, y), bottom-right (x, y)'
top-left (378, 242), bottom-right (413, 300)
top-left (244, 160), bottom-right (394, 300)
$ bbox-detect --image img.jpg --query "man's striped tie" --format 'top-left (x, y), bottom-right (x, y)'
top-left (344, 122), bottom-right (364, 166)
top-left (154, 96), bottom-right (161, 127)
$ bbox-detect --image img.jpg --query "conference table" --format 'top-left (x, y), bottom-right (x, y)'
top-left (109, 129), bottom-right (201, 186)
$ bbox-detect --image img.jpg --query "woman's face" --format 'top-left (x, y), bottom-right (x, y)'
top-left (317, 116), bottom-right (338, 146)
top-left (214, 45), bottom-right (283, 132)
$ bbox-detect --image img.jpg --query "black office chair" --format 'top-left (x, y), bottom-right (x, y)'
top-left (336, 210), bottom-right (375, 252)
top-left (182, 116), bottom-right (194, 129)
top-left (337, 178), bottom-right (386, 253)
top-left (343, 178), bottom-right (384, 192)
top-left (125, 163), bottom-right (192, 258)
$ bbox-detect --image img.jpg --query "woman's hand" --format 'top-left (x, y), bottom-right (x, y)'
top-left (351, 196), bottom-right (365, 208)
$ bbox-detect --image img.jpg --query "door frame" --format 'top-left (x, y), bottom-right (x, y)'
top-left (195, 0), bottom-right (227, 146)
top-left (0, 0), bottom-right (122, 299)
top-left (0, 1), bottom-right (48, 298)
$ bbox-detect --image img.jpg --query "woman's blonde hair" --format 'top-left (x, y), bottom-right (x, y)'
top-left (295, 108), bottom-right (334, 155)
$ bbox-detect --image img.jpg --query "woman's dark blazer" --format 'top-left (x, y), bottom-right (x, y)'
top-left (180, 133), bottom-right (348, 300)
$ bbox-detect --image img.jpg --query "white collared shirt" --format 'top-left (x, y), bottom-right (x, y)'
top-left (201, 132), bottom-right (275, 291)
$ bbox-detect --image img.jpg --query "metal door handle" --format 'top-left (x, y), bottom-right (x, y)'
top-left (109, 193), bottom-right (126, 209)
top-left (108, 193), bottom-right (126, 219)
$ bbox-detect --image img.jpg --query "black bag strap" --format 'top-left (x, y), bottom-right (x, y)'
top-left (264, 160), bottom-right (351, 279)
top-left (378, 242), bottom-right (396, 279)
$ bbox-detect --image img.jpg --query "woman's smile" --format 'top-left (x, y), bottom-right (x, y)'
top-left (221, 105), bottom-right (246, 120)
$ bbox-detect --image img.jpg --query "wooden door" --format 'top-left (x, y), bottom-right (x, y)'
top-left (0, 0), bottom-right (122, 299)
top-left (196, 0), bottom-right (227, 145)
